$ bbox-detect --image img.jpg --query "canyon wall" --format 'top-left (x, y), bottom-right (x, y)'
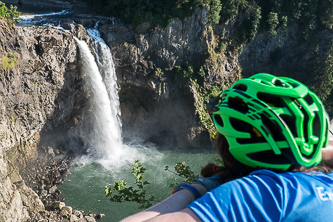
top-left (0, 19), bottom-right (89, 220)
top-left (1, 3), bottom-right (333, 221)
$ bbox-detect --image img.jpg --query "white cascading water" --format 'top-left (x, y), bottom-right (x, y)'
top-left (74, 26), bottom-right (151, 170)
top-left (75, 37), bottom-right (123, 157)
top-left (86, 23), bottom-right (123, 144)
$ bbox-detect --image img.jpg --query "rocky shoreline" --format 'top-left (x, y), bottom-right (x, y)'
top-left (22, 148), bottom-right (105, 221)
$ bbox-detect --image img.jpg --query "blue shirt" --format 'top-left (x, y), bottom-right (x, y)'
top-left (188, 170), bottom-right (333, 222)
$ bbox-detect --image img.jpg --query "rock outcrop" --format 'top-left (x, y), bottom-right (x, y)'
top-left (0, 18), bottom-right (83, 220)
top-left (99, 7), bottom-right (215, 148)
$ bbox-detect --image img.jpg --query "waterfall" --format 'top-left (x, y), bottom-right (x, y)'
top-left (73, 26), bottom-right (152, 170)
top-left (86, 23), bottom-right (123, 145)
top-left (74, 37), bottom-right (123, 159)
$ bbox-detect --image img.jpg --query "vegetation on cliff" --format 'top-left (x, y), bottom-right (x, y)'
top-left (0, 2), bottom-right (20, 72)
top-left (80, 0), bottom-right (221, 27)
top-left (0, 1), bottom-right (20, 25)
top-left (81, 0), bottom-right (333, 40)
top-left (1, 51), bottom-right (19, 72)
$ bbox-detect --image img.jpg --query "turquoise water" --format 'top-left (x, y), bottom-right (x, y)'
top-left (59, 147), bottom-right (216, 221)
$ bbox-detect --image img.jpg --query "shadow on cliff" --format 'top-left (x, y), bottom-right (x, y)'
top-left (119, 84), bottom-right (212, 150)
top-left (37, 57), bottom-right (91, 157)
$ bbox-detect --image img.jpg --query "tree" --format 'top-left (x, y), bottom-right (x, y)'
top-left (0, 2), bottom-right (20, 24)
top-left (318, 0), bottom-right (333, 29)
top-left (249, 5), bottom-right (262, 40)
top-left (310, 41), bottom-right (333, 103)
top-left (209, 0), bottom-right (222, 24)
top-left (267, 12), bottom-right (279, 35)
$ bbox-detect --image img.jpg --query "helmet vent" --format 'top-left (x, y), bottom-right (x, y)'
top-left (302, 108), bottom-right (310, 142)
top-left (230, 118), bottom-right (252, 132)
top-left (228, 97), bottom-right (249, 113)
top-left (259, 80), bottom-right (270, 85)
top-left (257, 92), bottom-right (285, 108)
top-left (304, 93), bottom-right (314, 105)
top-left (230, 118), bottom-right (266, 144)
top-left (214, 114), bottom-right (224, 127)
top-left (233, 84), bottom-right (247, 91)
top-left (274, 80), bottom-right (286, 87)
top-left (247, 149), bottom-right (295, 165)
top-left (312, 113), bottom-right (321, 138)
top-left (288, 82), bottom-right (299, 88)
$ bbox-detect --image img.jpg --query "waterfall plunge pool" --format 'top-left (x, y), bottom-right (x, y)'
top-left (59, 147), bottom-right (216, 221)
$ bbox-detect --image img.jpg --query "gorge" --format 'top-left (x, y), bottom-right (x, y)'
top-left (1, 1), bottom-right (333, 221)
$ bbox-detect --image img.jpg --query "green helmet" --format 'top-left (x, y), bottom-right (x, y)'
top-left (210, 73), bottom-right (329, 171)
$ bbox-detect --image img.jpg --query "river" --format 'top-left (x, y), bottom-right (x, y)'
top-left (60, 148), bottom-right (215, 221)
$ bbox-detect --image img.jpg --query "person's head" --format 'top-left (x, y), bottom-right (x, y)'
top-left (207, 73), bottom-right (330, 176)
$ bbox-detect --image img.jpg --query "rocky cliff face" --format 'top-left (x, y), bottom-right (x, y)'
top-left (99, 7), bottom-right (217, 148)
top-left (239, 25), bottom-right (333, 81)
top-left (97, 6), bottom-right (333, 149)
top-left (0, 19), bottom-right (87, 220)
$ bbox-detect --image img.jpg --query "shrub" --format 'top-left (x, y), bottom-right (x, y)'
top-left (267, 12), bottom-right (279, 35)
top-left (1, 52), bottom-right (19, 72)
top-left (105, 160), bottom-right (199, 209)
top-left (0, 2), bottom-right (20, 24)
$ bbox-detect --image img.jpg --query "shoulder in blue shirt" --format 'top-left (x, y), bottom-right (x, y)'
top-left (188, 170), bottom-right (333, 222)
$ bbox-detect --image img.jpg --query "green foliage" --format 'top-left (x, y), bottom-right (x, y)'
top-left (105, 160), bottom-right (156, 209)
top-left (218, 42), bottom-right (226, 53)
top-left (197, 107), bottom-right (217, 138)
top-left (155, 67), bottom-right (164, 77)
top-left (208, 0), bottom-right (222, 24)
top-left (281, 16), bottom-right (288, 28)
top-left (173, 61), bottom-right (196, 85)
top-left (318, 0), bottom-right (333, 29)
top-left (198, 66), bottom-right (206, 77)
top-left (219, 0), bottom-right (250, 23)
top-left (195, 84), bottom-right (221, 138)
top-left (248, 6), bottom-right (262, 41)
top-left (252, 0), bottom-right (333, 41)
top-left (309, 42), bottom-right (333, 105)
top-left (80, 0), bottom-right (223, 27)
top-left (79, 0), bottom-right (333, 42)
top-left (0, 2), bottom-right (20, 24)
top-left (105, 160), bottom-right (199, 209)
top-left (267, 12), bottom-right (279, 35)
top-left (165, 161), bottom-right (199, 187)
top-left (1, 52), bottom-right (19, 72)
top-left (81, 0), bottom-right (197, 27)
top-left (233, 4), bottom-right (261, 43)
